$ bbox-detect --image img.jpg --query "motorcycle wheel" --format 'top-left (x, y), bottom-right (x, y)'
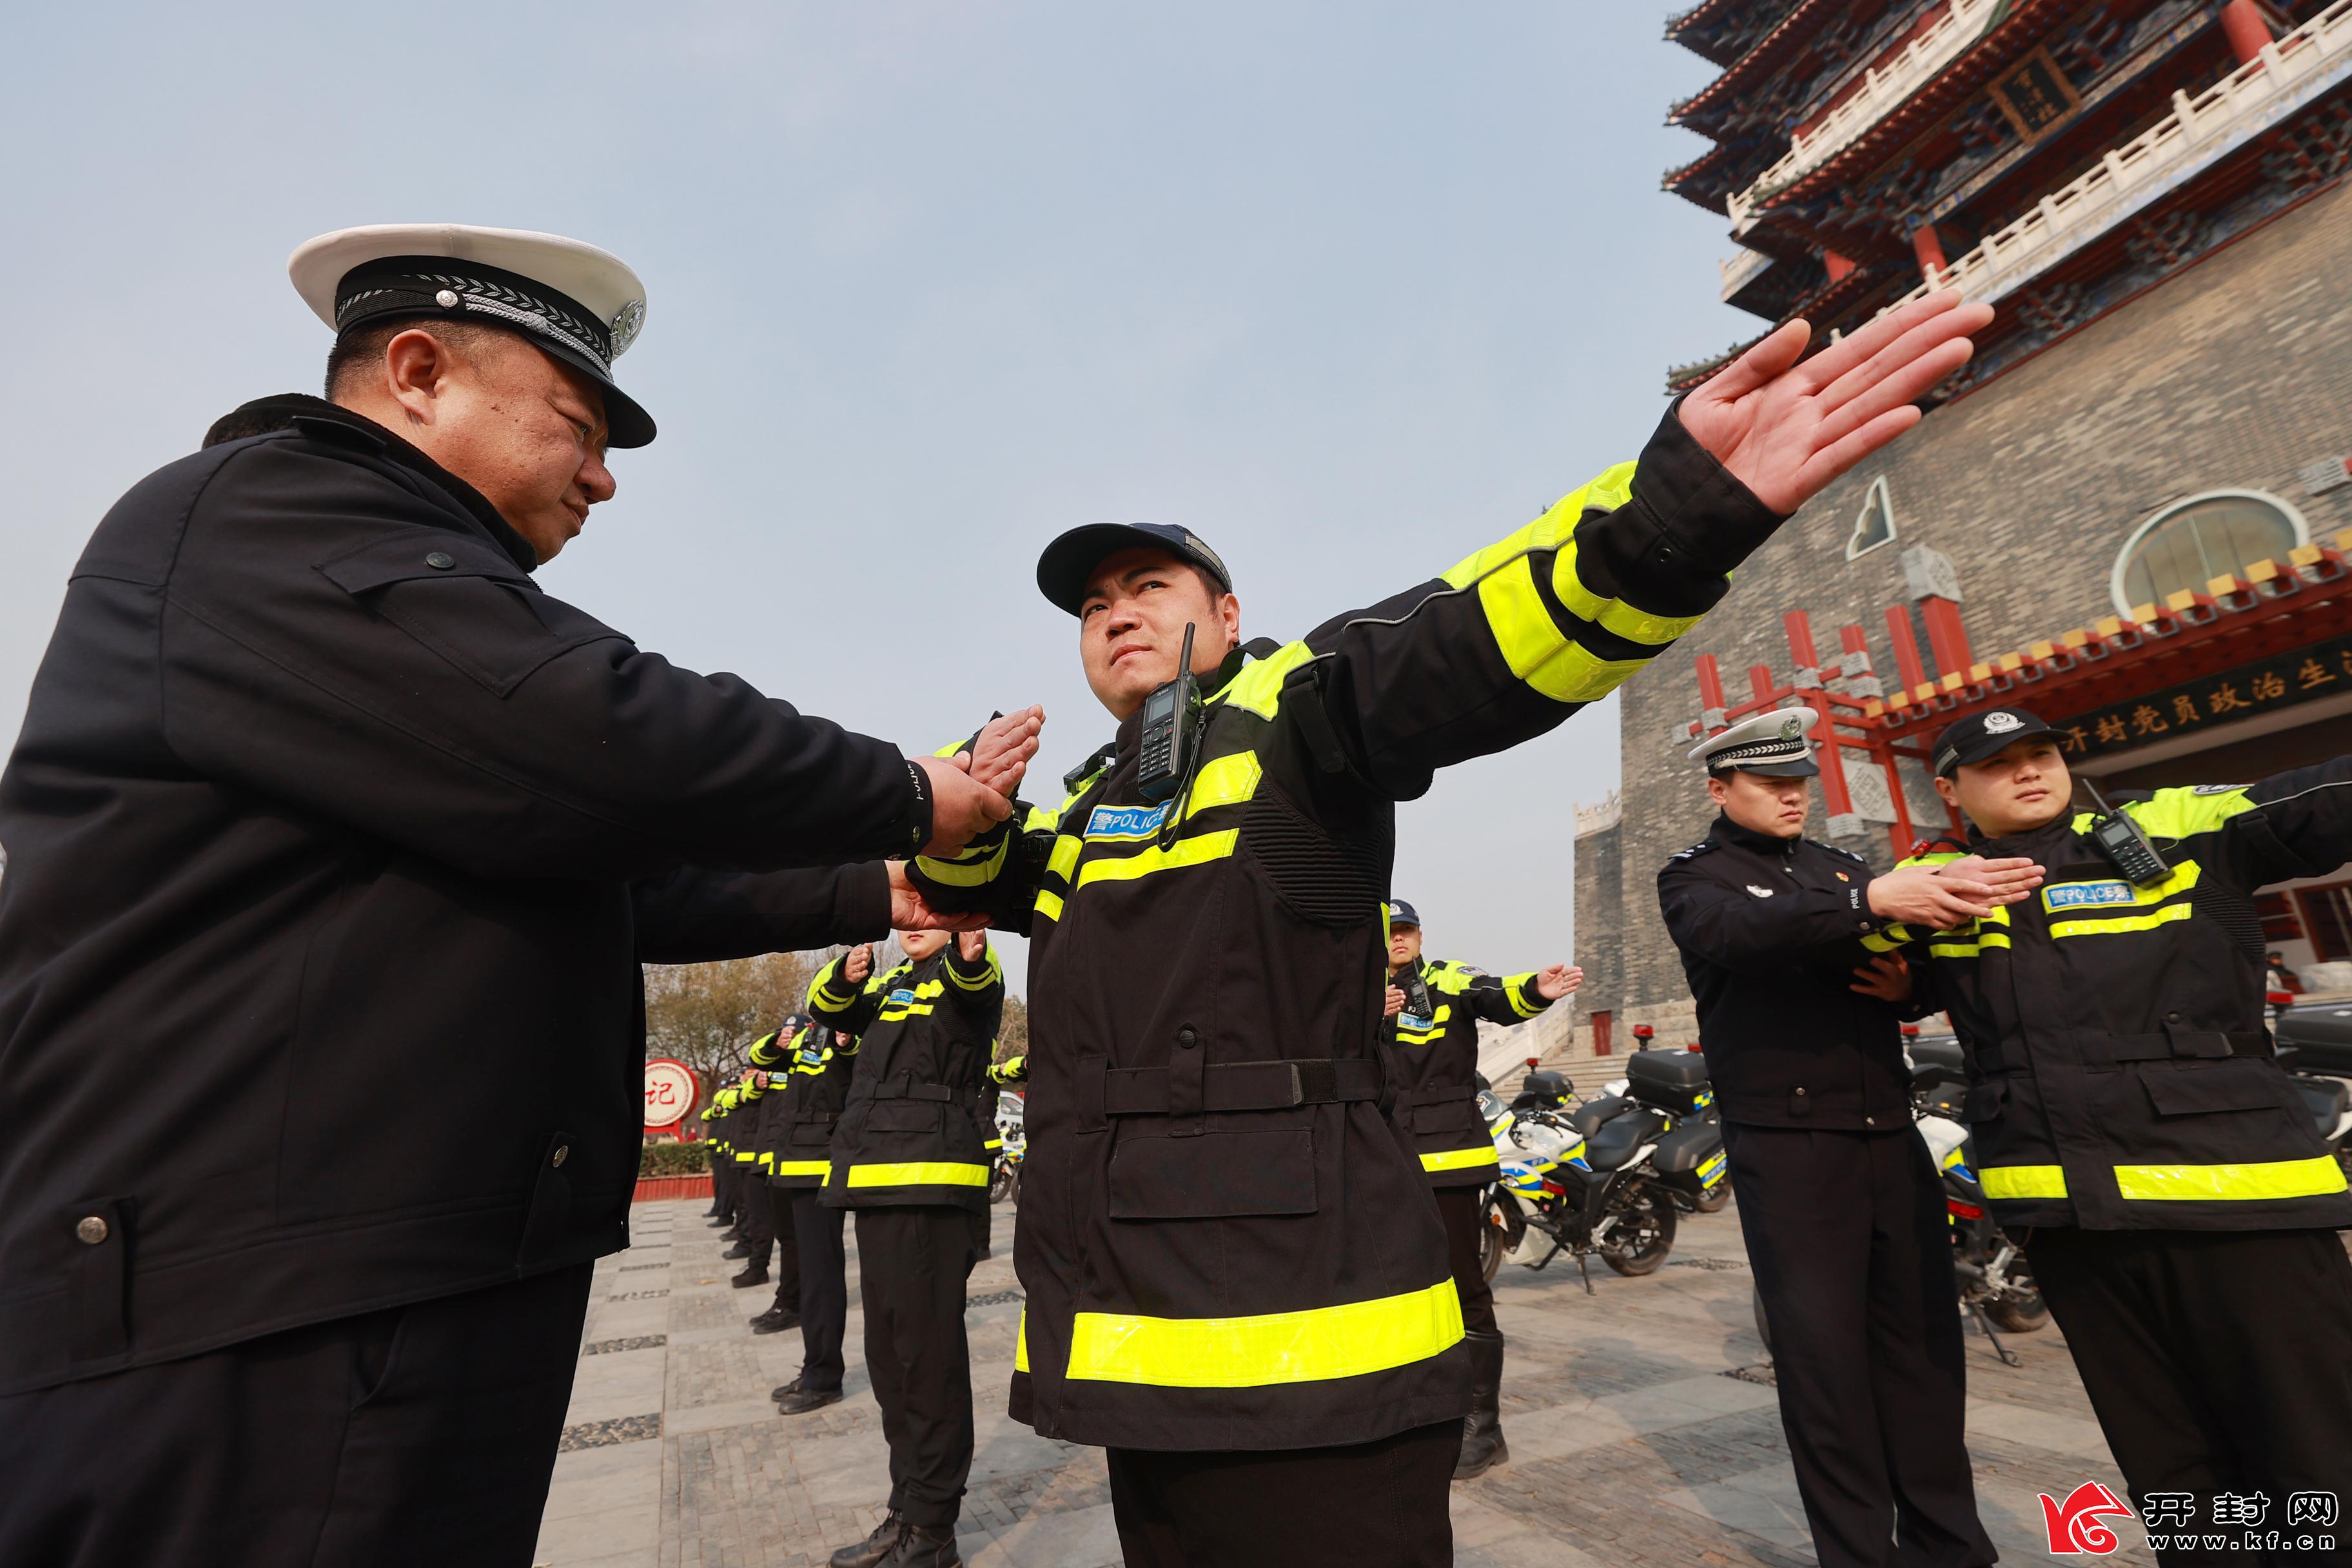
top-left (1600, 1182), bottom-right (1678, 1276)
top-left (1478, 1204), bottom-right (1505, 1285)
top-left (988, 1162), bottom-right (1018, 1205)
top-left (1694, 1182), bottom-right (1731, 1214)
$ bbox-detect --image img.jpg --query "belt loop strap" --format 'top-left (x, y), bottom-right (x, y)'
top-left (1170, 1026), bottom-right (1205, 1137)
top-left (63, 1196), bottom-right (134, 1368)
top-left (1078, 1055), bottom-right (1107, 1135)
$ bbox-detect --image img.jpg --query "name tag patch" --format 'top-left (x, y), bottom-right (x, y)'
top-left (1400, 1014), bottom-right (1435, 1032)
top-left (1086, 803), bottom-right (1170, 841)
top-left (2043, 880), bottom-right (2136, 911)
top-left (888, 988), bottom-right (917, 1004)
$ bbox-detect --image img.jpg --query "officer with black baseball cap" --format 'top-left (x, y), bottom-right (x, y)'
top-left (1657, 707), bottom-right (2040, 1568)
top-left (1886, 704), bottom-right (2352, 1546)
top-left (0, 223), bottom-right (1035, 1564)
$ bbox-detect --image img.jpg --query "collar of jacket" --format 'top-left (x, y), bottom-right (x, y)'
top-left (1108, 639), bottom-right (1266, 765)
top-left (203, 393), bottom-right (540, 574)
top-left (1712, 812), bottom-right (1800, 858)
top-left (1965, 807), bottom-right (2081, 861)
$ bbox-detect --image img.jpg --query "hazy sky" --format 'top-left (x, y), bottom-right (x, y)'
top-left (1, 3), bottom-right (1752, 993)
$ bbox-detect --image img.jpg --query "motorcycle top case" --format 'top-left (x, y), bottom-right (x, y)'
top-left (1517, 1069), bottom-right (1573, 1107)
top-left (1625, 1051), bottom-right (1714, 1117)
top-left (1650, 1121), bottom-right (1727, 1199)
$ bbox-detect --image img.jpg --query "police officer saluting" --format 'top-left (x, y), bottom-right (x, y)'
top-left (1891, 707), bottom-right (2352, 1554)
top-left (0, 224), bottom-right (1032, 1565)
top-left (906, 291), bottom-right (1995, 1564)
top-left (1658, 707), bottom-right (2039, 1568)
top-left (1380, 900), bottom-right (1579, 1480)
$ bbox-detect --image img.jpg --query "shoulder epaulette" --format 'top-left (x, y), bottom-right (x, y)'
top-left (1667, 838), bottom-right (1716, 863)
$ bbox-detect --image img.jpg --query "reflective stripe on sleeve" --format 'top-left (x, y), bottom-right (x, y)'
top-left (843, 1161), bottom-right (992, 1188)
top-left (914, 836), bottom-right (1008, 888)
top-left (1064, 1278), bottom-right (1464, 1387)
top-left (1035, 890), bottom-right (1065, 923)
top-left (2113, 1157), bottom-right (2349, 1202)
top-left (1980, 1164), bottom-right (2068, 1199)
top-left (1420, 1146), bottom-right (1499, 1173)
top-left (1476, 558), bottom-right (1651, 705)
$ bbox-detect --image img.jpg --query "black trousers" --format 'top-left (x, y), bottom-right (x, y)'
top-left (1106, 1420), bottom-right (1461, 1566)
top-left (0, 1263), bottom-right (593, 1568)
top-left (854, 1204), bottom-right (979, 1527)
top-left (793, 1188), bottom-right (850, 1391)
top-left (1723, 1122), bottom-right (1993, 1568)
top-left (713, 1147), bottom-right (741, 1220)
top-left (763, 1182), bottom-right (801, 1311)
top-left (736, 1162), bottom-right (774, 1263)
top-left (1432, 1184), bottom-right (1498, 1336)
top-left (2028, 1226), bottom-right (2352, 1564)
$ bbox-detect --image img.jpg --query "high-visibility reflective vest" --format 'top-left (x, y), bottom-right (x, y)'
top-left (761, 979), bottom-right (861, 1189)
top-left (1888, 766), bottom-right (2352, 1231)
top-left (1384, 957), bottom-right (1552, 1185)
top-left (909, 413), bottom-right (1776, 1452)
top-left (814, 945), bottom-right (1004, 1211)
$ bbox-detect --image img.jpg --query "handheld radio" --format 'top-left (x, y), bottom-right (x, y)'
top-left (2081, 779), bottom-right (2171, 886)
top-left (1135, 622), bottom-right (1200, 805)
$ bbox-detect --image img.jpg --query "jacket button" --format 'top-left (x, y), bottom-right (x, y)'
top-left (426, 551), bottom-right (456, 569)
top-left (1176, 1028), bottom-right (1197, 1049)
top-left (1864, 1115), bottom-right (1876, 1126)
top-left (551, 1144), bottom-right (571, 1168)
top-left (1793, 1087), bottom-right (1807, 1097)
top-left (2164, 1010), bottom-right (2182, 1024)
top-left (75, 1215), bottom-right (109, 1245)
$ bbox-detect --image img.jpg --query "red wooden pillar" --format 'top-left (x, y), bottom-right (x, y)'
top-left (1785, 610), bottom-right (1856, 823)
top-left (1695, 653), bottom-right (1727, 720)
top-left (2221, 0), bottom-right (2271, 64)
top-left (1749, 664), bottom-right (1775, 704)
top-left (1921, 598), bottom-right (1974, 681)
top-left (1824, 250), bottom-right (1856, 283)
top-left (1910, 223), bottom-right (1948, 283)
top-left (1884, 606), bottom-right (1929, 695)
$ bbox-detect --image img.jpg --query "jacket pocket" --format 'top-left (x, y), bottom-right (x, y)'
top-left (2141, 1059), bottom-right (2290, 1116)
top-left (1108, 1127), bottom-right (1316, 1219)
top-left (868, 1103), bottom-right (941, 1135)
top-left (789, 1122), bottom-right (835, 1147)
top-left (1961, 1080), bottom-right (2009, 1124)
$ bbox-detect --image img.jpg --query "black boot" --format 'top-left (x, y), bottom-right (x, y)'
top-left (828, 1514), bottom-right (908, 1568)
top-left (1453, 1329), bottom-right (1508, 1480)
top-left (780, 1382), bottom-right (843, 1415)
top-left (880, 1522), bottom-right (961, 1567)
top-left (749, 1305), bottom-right (800, 1333)
top-left (721, 1241), bottom-right (752, 1260)
top-left (731, 1262), bottom-right (769, 1288)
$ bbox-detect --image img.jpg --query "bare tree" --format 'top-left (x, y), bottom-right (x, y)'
top-left (994, 995), bottom-right (1028, 1066)
top-left (643, 951), bottom-right (822, 1106)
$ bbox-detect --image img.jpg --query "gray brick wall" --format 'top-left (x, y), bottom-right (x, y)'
top-left (1582, 176), bottom-right (2352, 1024)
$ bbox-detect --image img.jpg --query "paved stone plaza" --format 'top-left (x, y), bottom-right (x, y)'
top-left (534, 1197), bottom-right (2153, 1568)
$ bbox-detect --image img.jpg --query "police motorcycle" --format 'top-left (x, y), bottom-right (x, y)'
top-left (2261, 992), bottom-right (2352, 1181)
top-left (1754, 1026), bottom-right (2048, 1365)
top-left (1475, 1059), bottom-right (1716, 1291)
top-left (989, 1090), bottom-right (1026, 1205)
top-left (1583, 1026), bottom-right (1732, 1215)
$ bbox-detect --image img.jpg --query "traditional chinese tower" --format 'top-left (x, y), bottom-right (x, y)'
top-left (1664, 0), bottom-right (2352, 393)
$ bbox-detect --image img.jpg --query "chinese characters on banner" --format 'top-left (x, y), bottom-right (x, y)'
top-left (2049, 634), bottom-right (2352, 764)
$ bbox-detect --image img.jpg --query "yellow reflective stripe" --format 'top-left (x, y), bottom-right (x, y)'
top-left (2048, 903), bottom-right (2193, 940)
top-left (1212, 642), bottom-right (1314, 720)
top-left (983, 1137), bottom-right (1003, 1150)
top-left (1047, 834), bottom-right (1083, 881)
top-left (1075, 829), bottom-right (1240, 889)
top-left (915, 835), bottom-right (1008, 888)
top-left (1553, 541), bottom-right (1707, 646)
top-left (1896, 852), bottom-right (1966, 870)
top-left (1064, 1278), bottom-right (1464, 1388)
top-left (1928, 932), bottom-right (2012, 957)
top-left (1186, 750), bottom-right (1264, 816)
top-left (946, 954), bottom-right (1001, 991)
top-left (2117, 786), bottom-right (2258, 841)
top-left (2114, 1157), bottom-right (2348, 1202)
top-left (1035, 890), bottom-right (1064, 923)
top-left (1980, 1164), bottom-right (2068, 1199)
top-left (1420, 1146), bottom-right (1499, 1172)
top-left (844, 1161), bottom-right (992, 1188)
top-left (772, 1159), bottom-right (831, 1177)
top-left (734, 1151), bottom-right (758, 1164)
top-left (1440, 463), bottom-right (1638, 590)
top-left (1477, 556), bottom-right (1652, 705)
top-left (1015, 1308), bottom-right (1030, 1372)
top-left (1503, 974), bottom-right (1543, 1019)
top-left (1860, 928), bottom-right (1909, 952)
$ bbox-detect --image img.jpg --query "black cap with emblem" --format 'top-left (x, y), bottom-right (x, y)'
top-left (1035, 522), bottom-right (1234, 616)
top-left (1932, 706), bottom-right (2053, 778)
top-left (1690, 708), bottom-right (1820, 778)
top-left (289, 224), bottom-right (656, 448)
top-left (1387, 900), bottom-right (1422, 930)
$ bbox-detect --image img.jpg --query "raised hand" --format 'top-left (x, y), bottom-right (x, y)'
top-left (1679, 291), bottom-right (1994, 514)
top-left (1848, 954), bottom-right (1914, 1003)
top-left (1534, 964), bottom-right (1583, 1001)
top-left (1939, 854), bottom-right (2044, 907)
top-left (1867, 856), bottom-right (2041, 930)
top-left (845, 943), bottom-right (874, 984)
top-left (914, 752), bottom-right (1015, 856)
top-left (957, 928), bottom-right (988, 963)
top-left (960, 707), bottom-right (1046, 799)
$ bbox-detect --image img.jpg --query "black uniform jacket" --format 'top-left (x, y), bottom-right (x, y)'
top-left (909, 410), bottom-right (1781, 1452)
top-left (1384, 957), bottom-right (1552, 1186)
top-left (756, 997), bottom-right (861, 1190)
top-left (1890, 765), bottom-right (2352, 1232)
top-left (0, 395), bottom-right (916, 1396)
top-left (814, 944), bottom-right (1006, 1212)
top-left (1657, 815), bottom-right (1912, 1130)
